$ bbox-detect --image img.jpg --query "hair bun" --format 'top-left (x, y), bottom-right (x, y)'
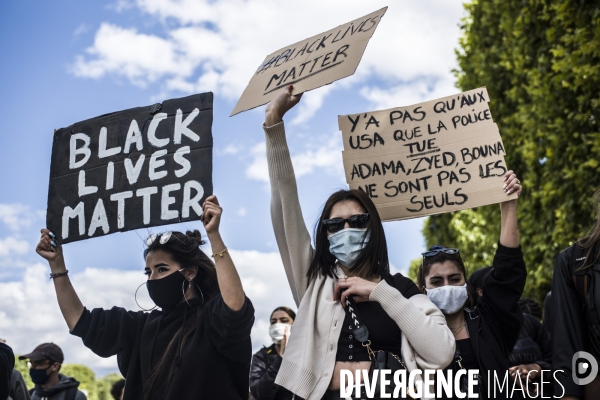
top-left (186, 230), bottom-right (204, 245)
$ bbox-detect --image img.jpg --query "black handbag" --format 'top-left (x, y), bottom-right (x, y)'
top-left (344, 296), bottom-right (413, 398)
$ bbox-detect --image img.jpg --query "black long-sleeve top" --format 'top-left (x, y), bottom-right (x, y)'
top-left (250, 344), bottom-right (293, 400)
top-left (552, 244), bottom-right (598, 397)
top-left (71, 295), bottom-right (254, 400)
top-left (449, 243), bottom-right (526, 399)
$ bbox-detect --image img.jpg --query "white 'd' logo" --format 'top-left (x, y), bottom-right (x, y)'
top-left (572, 351), bottom-right (599, 385)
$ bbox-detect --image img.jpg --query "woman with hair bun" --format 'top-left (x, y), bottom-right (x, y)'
top-left (35, 195), bottom-right (254, 400)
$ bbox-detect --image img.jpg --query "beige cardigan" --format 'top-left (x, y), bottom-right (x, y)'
top-left (264, 122), bottom-right (455, 400)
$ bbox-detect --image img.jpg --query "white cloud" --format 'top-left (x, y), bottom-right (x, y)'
top-left (2, 249), bottom-right (294, 374)
top-left (290, 85), bottom-right (334, 125)
top-left (359, 77), bottom-right (459, 111)
top-left (73, 23), bottom-right (91, 37)
top-left (246, 132), bottom-right (345, 183)
top-left (0, 236), bottom-right (30, 257)
top-left (237, 207), bottom-right (247, 217)
top-left (71, 23), bottom-right (194, 87)
top-left (71, 0), bottom-right (464, 120)
top-left (0, 203), bottom-right (43, 232)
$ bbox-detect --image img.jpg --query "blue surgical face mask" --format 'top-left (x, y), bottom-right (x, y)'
top-left (328, 228), bottom-right (370, 269)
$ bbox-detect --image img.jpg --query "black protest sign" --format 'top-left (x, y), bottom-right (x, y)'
top-left (47, 93), bottom-right (213, 244)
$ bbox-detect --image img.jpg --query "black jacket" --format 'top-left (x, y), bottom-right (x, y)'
top-left (463, 243), bottom-right (526, 399)
top-left (71, 295), bottom-right (254, 400)
top-left (249, 344), bottom-right (293, 400)
top-left (0, 342), bottom-right (14, 400)
top-left (552, 244), bottom-right (599, 397)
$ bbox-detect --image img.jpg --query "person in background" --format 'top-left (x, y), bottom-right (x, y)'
top-left (263, 85), bottom-right (454, 400)
top-left (1, 340), bottom-right (15, 400)
top-left (250, 307), bottom-right (296, 400)
top-left (518, 298), bottom-right (543, 321)
top-left (553, 189), bottom-right (600, 399)
top-left (0, 338), bottom-right (30, 400)
top-left (508, 298), bottom-right (553, 398)
top-left (35, 195), bottom-right (254, 400)
top-left (19, 343), bottom-right (86, 400)
top-left (416, 172), bottom-right (526, 400)
top-left (110, 379), bottom-right (125, 400)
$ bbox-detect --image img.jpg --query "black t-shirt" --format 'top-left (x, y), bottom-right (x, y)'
top-left (336, 273), bottom-right (422, 361)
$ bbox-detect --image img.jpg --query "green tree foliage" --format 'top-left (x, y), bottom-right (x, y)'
top-left (13, 357), bottom-right (33, 389)
top-left (96, 373), bottom-right (124, 400)
top-left (423, 0), bottom-right (600, 302)
top-left (62, 364), bottom-right (97, 398)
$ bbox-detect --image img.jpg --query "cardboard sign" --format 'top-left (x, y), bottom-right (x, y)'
top-left (47, 93), bottom-right (213, 244)
top-left (230, 7), bottom-right (387, 116)
top-left (338, 87), bottom-right (517, 221)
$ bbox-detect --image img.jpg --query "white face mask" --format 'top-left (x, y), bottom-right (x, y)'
top-left (269, 323), bottom-right (291, 343)
top-left (426, 283), bottom-right (468, 315)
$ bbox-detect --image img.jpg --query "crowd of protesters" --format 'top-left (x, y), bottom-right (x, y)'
top-left (1, 85), bottom-right (599, 400)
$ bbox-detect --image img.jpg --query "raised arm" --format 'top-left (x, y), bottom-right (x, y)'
top-left (36, 229), bottom-right (84, 330)
top-left (499, 170), bottom-right (521, 248)
top-left (201, 195), bottom-right (246, 311)
top-left (264, 85), bottom-right (314, 305)
top-left (476, 171), bottom-right (526, 352)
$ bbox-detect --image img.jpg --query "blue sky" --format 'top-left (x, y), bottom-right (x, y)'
top-left (0, 0), bottom-right (465, 376)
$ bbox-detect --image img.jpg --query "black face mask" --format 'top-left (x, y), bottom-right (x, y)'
top-left (147, 269), bottom-right (187, 310)
top-left (30, 366), bottom-right (51, 385)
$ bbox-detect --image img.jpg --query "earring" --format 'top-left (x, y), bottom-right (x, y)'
top-left (182, 280), bottom-right (192, 307)
top-left (135, 282), bottom-right (157, 311)
top-left (181, 279), bottom-right (205, 305)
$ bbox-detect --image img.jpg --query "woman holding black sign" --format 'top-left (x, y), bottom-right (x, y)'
top-left (415, 176), bottom-right (526, 399)
top-left (262, 85), bottom-right (455, 400)
top-left (35, 195), bottom-right (254, 400)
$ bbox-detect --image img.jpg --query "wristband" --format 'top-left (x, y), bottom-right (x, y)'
top-left (49, 270), bottom-right (69, 280)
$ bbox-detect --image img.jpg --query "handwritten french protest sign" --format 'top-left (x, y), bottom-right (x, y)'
top-left (47, 93), bottom-right (213, 244)
top-left (230, 7), bottom-right (387, 116)
top-left (338, 87), bottom-right (517, 221)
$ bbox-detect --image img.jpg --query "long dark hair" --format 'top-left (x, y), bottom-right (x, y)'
top-left (416, 251), bottom-right (474, 309)
top-left (142, 230), bottom-right (219, 400)
top-left (308, 189), bottom-right (389, 281)
top-left (576, 188), bottom-right (600, 269)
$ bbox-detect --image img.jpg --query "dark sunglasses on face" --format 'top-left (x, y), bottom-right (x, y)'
top-left (322, 213), bottom-right (370, 233)
top-left (421, 246), bottom-right (460, 258)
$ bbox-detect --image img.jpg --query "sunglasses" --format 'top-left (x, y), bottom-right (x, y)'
top-left (322, 213), bottom-right (370, 233)
top-left (145, 232), bottom-right (172, 247)
top-left (421, 247), bottom-right (460, 258)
